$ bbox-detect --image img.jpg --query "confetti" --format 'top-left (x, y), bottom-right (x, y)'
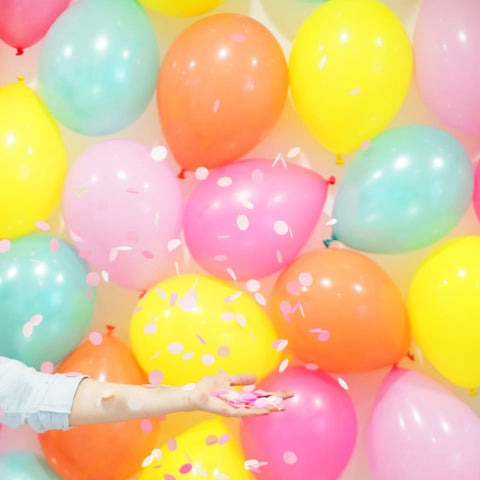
top-left (168, 342), bottom-right (184, 354)
top-left (287, 146), bottom-right (301, 158)
top-left (167, 437), bottom-right (177, 451)
top-left (86, 272), bottom-right (100, 287)
top-left (279, 301), bottom-right (292, 322)
top-left (89, 331), bottom-right (103, 345)
top-left (235, 313), bottom-right (247, 327)
top-left (29, 314), bottom-right (43, 326)
top-left (151, 145), bottom-right (167, 162)
top-left (201, 353), bottom-right (215, 366)
top-left (101, 270), bottom-right (109, 283)
top-left (221, 312), bottom-right (235, 321)
top-left (237, 214), bottom-right (249, 231)
top-left (244, 459), bottom-right (268, 472)
top-left (298, 272), bottom-right (313, 286)
top-left (167, 238), bottom-right (182, 252)
top-left (144, 321), bottom-right (157, 335)
top-left (246, 279), bottom-right (260, 292)
top-left (205, 434), bottom-right (218, 446)
top-left (156, 288), bottom-right (168, 299)
top-left (274, 220), bottom-right (288, 235)
top-left (217, 346), bottom-right (230, 357)
top-left (217, 176), bottom-right (232, 187)
top-left (179, 463), bottom-right (192, 474)
top-left (213, 468), bottom-right (229, 479)
top-left (183, 351), bottom-right (194, 361)
top-left (196, 334), bottom-right (207, 345)
top-left (326, 218), bottom-right (338, 226)
top-left (349, 88), bottom-right (362, 95)
top-left (213, 98), bottom-right (220, 112)
top-left (251, 169), bottom-right (264, 183)
top-left (109, 248), bottom-right (118, 262)
top-left (360, 139), bottom-right (371, 150)
top-left (0, 405), bottom-right (4, 416)
top-left (305, 363), bottom-right (319, 371)
top-left (195, 167), bottom-right (209, 181)
top-left (179, 294), bottom-right (196, 311)
top-left (182, 383), bottom-right (196, 391)
top-left (279, 359), bottom-right (289, 373)
top-left (140, 419), bottom-right (153, 433)
top-left (319, 54), bottom-right (327, 69)
top-left (142, 250), bottom-right (154, 259)
top-left (254, 293), bottom-right (266, 306)
top-left (69, 229), bottom-right (83, 242)
top-left (224, 291), bottom-right (242, 303)
top-left (226, 267), bottom-right (237, 281)
top-left (169, 292), bottom-right (178, 307)
top-left (271, 339), bottom-right (288, 352)
top-left (337, 377), bottom-right (349, 390)
top-left (78, 250), bottom-right (91, 259)
top-left (231, 33), bottom-right (246, 42)
top-left (286, 280), bottom-right (301, 295)
top-left (0, 239), bottom-right (11, 253)
top-left (241, 199), bottom-right (254, 209)
top-left (164, 475), bottom-right (177, 480)
top-left (35, 220), bottom-right (50, 231)
top-left (276, 249), bottom-right (283, 264)
top-left (283, 451), bottom-right (297, 465)
top-left (193, 465), bottom-right (209, 477)
top-left (40, 361), bottom-right (54, 374)
top-left (141, 454), bottom-right (155, 468)
top-left (148, 369), bottom-right (164, 386)
top-left (49, 238), bottom-right (59, 252)
top-left (22, 322), bottom-right (34, 338)
top-left (272, 153), bottom-right (287, 168)
top-left (218, 433), bottom-right (230, 445)
top-left (310, 328), bottom-right (330, 342)
top-left (214, 254), bottom-right (228, 262)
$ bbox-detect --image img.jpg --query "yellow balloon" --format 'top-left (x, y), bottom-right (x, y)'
top-left (140, 0), bottom-right (225, 17)
top-left (408, 236), bottom-right (480, 389)
top-left (289, 0), bottom-right (412, 158)
top-left (130, 274), bottom-right (281, 385)
top-left (0, 78), bottom-right (67, 239)
top-left (138, 418), bottom-right (252, 479)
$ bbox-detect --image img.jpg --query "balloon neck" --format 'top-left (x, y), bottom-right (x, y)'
top-left (177, 168), bottom-right (186, 180)
top-left (105, 324), bottom-right (115, 334)
top-left (15, 48), bottom-right (24, 56)
top-left (469, 388), bottom-right (477, 397)
top-left (139, 289), bottom-right (147, 299)
top-left (327, 176), bottom-right (336, 185)
top-left (323, 233), bottom-right (338, 247)
top-left (16, 75), bottom-right (25, 83)
top-left (406, 351), bottom-right (415, 362)
top-left (335, 154), bottom-right (344, 165)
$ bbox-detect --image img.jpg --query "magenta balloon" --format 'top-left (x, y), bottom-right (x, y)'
top-left (474, 161), bottom-right (480, 222)
top-left (0, 0), bottom-right (70, 54)
top-left (184, 159), bottom-right (332, 280)
top-left (368, 368), bottom-right (480, 480)
top-left (62, 140), bottom-right (183, 291)
top-left (414, 0), bottom-right (480, 135)
top-left (240, 366), bottom-right (357, 480)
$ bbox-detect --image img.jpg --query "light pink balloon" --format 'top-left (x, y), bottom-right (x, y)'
top-left (62, 140), bottom-right (183, 291)
top-left (184, 158), bottom-right (333, 280)
top-left (240, 366), bottom-right (357, 480)
top-left (474, 161), bottom-right (480, 222)
top-left (0, 0), bottom-right (70, 55)
top-left (368, 367), bottom-right (480, 480)
top-left (414, 0), bottom-right (480, 135)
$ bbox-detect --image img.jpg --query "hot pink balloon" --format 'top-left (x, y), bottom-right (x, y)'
top-left (368, 367), bottom-right (480, 480)
top-left (240, 366), bottom-right (357, 480)
top-left (184, 158), bottom-right (334, 280)
top-left (474, 161), bottom-right (480, 222)
top-left (62, 140), bottom-right (183, 291)
top-left (0, 0), bottom-right (70, 55)
top-left (414, 0), bottom-right (480, 135)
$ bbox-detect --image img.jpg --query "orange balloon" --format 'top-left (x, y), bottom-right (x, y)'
top-left (157, 13), bottom-right (288, 172)
top-left (271, 248), bottom-right (410, 373)
top-left (38, 327), bottom-right (159, 480)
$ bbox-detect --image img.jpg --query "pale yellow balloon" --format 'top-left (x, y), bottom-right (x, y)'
top-left (140, 0), bottom-right (225, 17)
top-left (289, 0), bottom-right (413, 158)
top-left (138, 418), bottom-right (252, 479)
top-left (0, 78), bottom-right (66, 239)
top-left (408, 236), bottom-right (480, 389)
top-left (130, 274), bottom-right (281, 386)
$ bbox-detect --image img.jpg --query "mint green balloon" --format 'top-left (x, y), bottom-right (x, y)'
top-left (332, 125), bottom-right (473, 253)
top-left (0, 452), bottom-right (63, 480)
top-left (0, 234), bottom-right (96, 368)
top-left (38, 0), bottom-right (159, 136)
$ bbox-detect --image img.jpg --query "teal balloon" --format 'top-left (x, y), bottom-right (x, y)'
top-left (0, 234), bottom-right (96, 368)
top-left (332, 125), bottom-right (473, 253)
top-left (0, 452), bottom-right (63, 480)
top-left (38, 0), bottom-right (159, 135)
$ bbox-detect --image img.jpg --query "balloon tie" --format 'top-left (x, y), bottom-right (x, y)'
top-left (327, 176), bottom-right (336, 185)
top-left (177, 168), bottom-right (186, 179)
top-left (323, 233), bottom-right (338, 247)
top-left (139, 289), bottom-right (147, 299)
top-left (406, 352), bottom-right (415, 361)
top-left (15, 48), bottom-right (24, 56)
top-left (469, 388), bottom-right (477, 397)
top-left (16, 76), bottom-right (25, 83)
top-left (105, 324), bottom-right (115, 334)
top-left (335, 154), bottom-right (344, 165)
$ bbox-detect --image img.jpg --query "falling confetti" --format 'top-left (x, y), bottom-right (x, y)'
top-left (360, 139), bottom-right (371, 150)
top-left (279, 359), bottom-right (289, 373)
top-left (140, 418), bottom-right (153, 433)
top-left (319, 54), bottom-right (327, 69)
top-left (86, 272), bottom-right (100, 287)
top-left (283, 451), bottom-right (298, 465)
top-left (310, 328), bottom-right (330, 342)
top-left (254, 293), bottom-right (266, 306)
top-left (201, 353), bottom-right (215, 366)
top-left (183, 351), bottom-right (194, 361)
top-left (221, 312), bottom-right (235, 321)
top-left (143, 320), bottom-right (157, 334)
top-left (0, 239), bottom-right (11, 253)
top-left (182, 383), bottom-right (196, 391)
top-left (148, 369), bottom-right (164, 386)
top-left (337, 377), bottom-right (349, 390)
top-left (205, 434), bottom-right (218, 446)
top-left (349, 88), bottom-right (362, 95)
top-left (326, 218), bottom-right (338, 226)
top-left (167, 342), bottom-right (184, 354)
top-left (231, 33), bottom-right (246, 42)
top-left (167, 437), bottom-right (177, 451)
top-left (213, 98), bottom-right (220, 112)
top-left (227, 267), bottom-right (237, 281)
top-left (217, 176), bottom-right (232, 187)
top-left (40, 361), bottom-right (54, 374)
top-left (273, 220), bottom-right (289, 235)
top-left (195, 167), bottom-right (209, 181)
top-left (286, 280), bottom-right (301, 295)
top-left (237, 214), bottom-right (249, 231)
top-left (167, 238), bottom-right (182, 252)
top-left (217, 346), bottom-right (230, 357)
top-left (298, 272), bottom-right (313, 286)
top-left (287, 146), bottom-right (301, 158)
top-left (218, 433), bottom-right (230, 445)
top-left (179, 463), bottom-right (193, 474)
top-left (235, 313), bottom-right (247, 327)
top-left (251, 168), bottom-right (264, 183)
top-left (35, 220), bottom-right (51, 231)
top-left (49, 238), bottom-right (59, 252)
top-left (89, 331), bottom-right (103, 345)
top-left (151, 145), bottom-right (167, 162)
top-left (213, 469), bottom-right (229, 480)
top-left (272, 153), bottom-right (287, 168)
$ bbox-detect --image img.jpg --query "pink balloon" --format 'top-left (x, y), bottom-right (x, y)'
top-left (414, 0), bottom-right (480, 135)
top-left (474, 161), bottom-right (480, 222)
top-left (62, 140), bottom-right (183, 291)
top-left (0, 0), bottom-right (70, 55)
top-left (240, 366), bottom-right (357, 480)
top-left (184, 159), bottom-right (333, 280)
top-left (368, 367), bottom-right (480, 480)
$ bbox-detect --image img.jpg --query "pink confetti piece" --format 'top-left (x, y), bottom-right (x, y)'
top-left (78, 250), bottom-right (91, 259)
top-left (89, 331), bottom-right (103, 345)
top-left (142, 250), bottom-right (154, 259)
top-left (231, 33), bottom-right (246, 42)
top-left (196, 334), bottom-right (207, 345)
top-left (213, 98), bottom-right (220, 112)
top-left (86, 272), bottom-right (100, 287)
top-left (30, 314), bottom-right (43, 326)
top-left (276, 249), bottom-right (283, 264)
top-left (251, 168), bottom-right (264, 183)
top-left (217, 345), bottom-right (230, 357)
top-left (164, 475), bottom-right (177, 480)
top-left (144, 322), bottom-right (157, 335)
top-left (298, 272), bottom-right (313, 286)
top-left (221, 312), bottom-right (235, 321)
top-left (310, 328), bottom-right (330, 342)
top-left (273, 220), bottom-right (288, 235)
top-left (360, 139), bottom-right (371, 150)
top-left (242, 384), bottom-right (255, 393)
top-left (167, 342), bottom-right (184, 354)
top-left (0, 404), bottom-right (4, 416)
top-left (0, 239), bottom-right (11, 253)
top-left (218, 433), bottom-right (230, 445)
top-left (126, 186), bottom-right (141, 194)
top-left (169, 292), bottom-right (178, 307)
top-left (201, 353), bottom-right (215, 366)
top-left (148, 369), bottom-right (164, 386)
top-left (179, 294), bottom-right (196, 312)
top-left (279, 300), bottom-right (292, 322)
top-left (23, 322), bottom-right (34, 338)
top-left (272, 339), bottom-right (288, 352)
top-left (291, 301), bottom-right (301, 314)
top-left (286, 280), bottom-right (301, 295)
top-left (40, 361), bottom-right (54, 374)
top-left (126, 231), bottom-right (139, 243)
top-left (140, 418), bottom-right (153, 433)
top-left (205, 434), bottom-right (218, 446)
top-left (49, 238), bottom-right (59, 252)
top-left (223, 291), bottom-right (242, 303)
top-left (283, 451), bottom-right (297, 465)
top-left (244, 459), bottom-right (268, 472)
top-left (167, 437), bottom-right (177, 451)
top-left (179, 463), bottom-right (192, 474)
top-left (86, 287), bottom-right (91, 302)
top-left (35, 220), bottom-right (50, 231)
top-left (214, 254), bottom-right (228, 262)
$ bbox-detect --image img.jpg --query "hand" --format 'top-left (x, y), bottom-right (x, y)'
top-left (186, 373), bottom-right (294, 417)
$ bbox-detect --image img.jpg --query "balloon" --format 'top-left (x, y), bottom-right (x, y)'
top-left (368, 367), bottom-right (480, 480)
top-left (138, 418), bottom-right (251, 480)
top-left (0, 234), bottom-right (95, 369)
top-left (0, 0), bottom-right (69, 55)
top-left (140, 0), bottom-right (225, 17)
top-left (38, 0), bottom-right (159, 135)
top-left (332, 125), bottom-right (474, 253)
top-left (0, 79), bottom-right (66, 240)
top-left (408, 235), bottom-right (480, 389)
top-left (184, 158), bottom-right (334, 281)
top-left (289, 0), bottom-right (412, 157)
top-left (271, 247), bottom-right (410, 373)
top-left (130, 274), bottom-right (281, 386)
top-left (62, 140), bottom-right (183, 291)
top-left (414, 0), bottom-right (480, 135)
top-left (474, 161), bottom-right (480, 222)
top-left (241, 366), bottom-right (357, 480)
top-left (157, 13), bottom-right (288, 171)
top-left (39, 328), bottom-right (160, 480)
top-left (0, 451), bottom-right (63, 480)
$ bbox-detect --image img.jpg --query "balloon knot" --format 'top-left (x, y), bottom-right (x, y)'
top-left (406, 352), bottom-right (415, 362)
top-left (15, 48), bottom-right (24, 56)
top-left (16, 76), bottom-right (25, 83)
top-left (139, 289), bottom-right (147, 299)
top-left (177, 168), bottom-right (186, 180)
top-left (469, 388), bottom-right (477, 397)
top-left (105, 324), bottom-right (115, 334)
top-left (335, 154), bottom-right (344, 166)
top-left (323, 234), bottom-right (338, 247)
top-left (327, 176), bottom-right (336, 185)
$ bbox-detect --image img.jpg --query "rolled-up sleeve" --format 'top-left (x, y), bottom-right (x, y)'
top-left (0, 356), bottom-right (88, 433)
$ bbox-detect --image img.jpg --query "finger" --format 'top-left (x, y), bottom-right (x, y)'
top-left (226, 407), bottom-right (271, 418)
top-left (226, 373), bottom-right (257, 386)
top-left (275, 389), bottom-right (295, 400)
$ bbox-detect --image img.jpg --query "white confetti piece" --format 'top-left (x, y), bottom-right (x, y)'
top-left (151, 145), bottom-right (167, 162)
top-left (305, 363), bottom-right (319, 371)
top-left (109, 248), bottom-right (118, 262)
top-left (214, 254), bottom-right (228, 262)
top-left (287, 146), bottom-right (301, 158)
top-left (349, 88), bottom-right (362, 95)
top-left (127, 398), bottom-right (143, 411)
top-left (283, 451), bottom-right (297, 465)
top-left (227, 267), bottom-right (237, 281)
top-left (273, 152), bottom-right (287, 168)
top-left (182, 383), bottom-right (196, 391)
top-left (298, 272), bottom-right (313, 286)
top-left (201, 353), bottom-right (215, 366)
top-left (246, 279), bottom-right (260, 292)
top-left (319, 54), bottom-right (327, 69)
top-left (326, 218), bottom-right (338, 226)
top-left (193, 465), bottom-right (209, 477)
top-left (141, 454), bottom-right (154, 468)
top-left (224, 291), bottom-right (242, 303)
top-left (22, 322), bottom-right (34, 338)
top-left (179, 294), bottom-right (197, 311)
top-left (237, 214), bottom-right (249, 231)
top-left (279, 359), bottom-right (289, 373)
top-left (251, 169), bottom-right (264, 183)
top-left (101, 270), bottom-right (109, 283)
top-left (274, 220), bottom-right (289, 235)
top-left (156, 287), bottom-right (168, 299)
top-left (117, 246), bottom-right (132, 251)
top-left (338, 377), bottom-right (349, 390)
top-left (235, 313), bottom-right (247, 327)
top-left (241, 199), bottom-right (254, 209)
top-left (254, 292), bottom-right (266, 306)
top-left (183, 351), bottom-right (194, 361)
top-left (213, 468), bottom-right (229, 479)
top-left (195, 167), bottom-right (209, 181)
top-left (276, 249), bottom-right (283, 264)
top-left (221, 312), bottom-right (235, 321)
top-left (69, 229), bottom-right (83, 242)
top-left (218, 176), bottom-right (232, 187)
top-left (167, 238), bottom-right (182, 252)
top-left (0, 239), bottom-right (11, 253)
top-left (167, 342), bottom-right (184, 354)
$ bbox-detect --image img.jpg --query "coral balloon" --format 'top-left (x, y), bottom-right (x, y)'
top-left (474, 161), bottom-right (480, 222)
top-left (414, 0), bottom-right (480, 135)
top-left (39, 329), bottom-right (160, 480)
top-left (62, 140), bottom-right (183, 291)
top-left (368, 368), bottom-right (480, 480)
top-left (271, 247), bottom-right (410, 373)
top-left (157, 14), bottom-right (288, 171)
top-left (38, 0), bottom-right (159, 135)
top-left (0, 451), bottom-right (63, 480)
top-left (130, 274), bottom-right (281, 386)
top-left (0, 234), bottom-right (95, 369)
top-left (241, 366), bottom-right (357, 480)
top-left (332, 125), bottom-right (473, 253)
top-left (0, 0), bottom-right (69, 55)
top-left (289, 0), bottom-right (412, 157)
top-left (140, 0), bottom-right (225, 16)
top-left (408, 236), bottom-right (480, 389)
top-left (184, 158), bottom-right (334, 280)
top-left (0, 79), bottom-right (66, 240)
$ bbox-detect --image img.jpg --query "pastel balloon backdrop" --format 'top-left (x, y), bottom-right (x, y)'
top-left (62, 139), bottom-right (183, 291)
top-left (0, 234), bottom-right (95, 369)
top-left (0, 0), bottom-right (70, 55)
top-left (474, 161), bottom-right (480, 222)
top-left (289, 0), bottom-right (412, 159)
top-left (408, 235), bottom-right (480, 389)
top-left (140, 0), bottom-right (225, 16)
top-left (184, 158), bottom-right (334, 280)
top-left (368, 367), bottom-right (480, 480)
top-left (0, 451), bottom-right (63, 480)
top-left (157, 13), bottom-right (288, 171)
top-left (38, 0), bottom-right (159, 135)
top-left (271, 247), bottom-right (411, 373)
top-left (332, 125), bottom-right (474, 253)
top-left (0, 79), bottom-right (66, 240)
top-left (414, 0), bottom-right (480, 135)
top-left (241, 366), bottom-right (357, 480)
top-left (130, 274), bottom-right (281, 386)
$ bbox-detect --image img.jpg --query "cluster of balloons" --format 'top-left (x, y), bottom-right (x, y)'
top-left (1, 0), bottom-right (480, 479)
